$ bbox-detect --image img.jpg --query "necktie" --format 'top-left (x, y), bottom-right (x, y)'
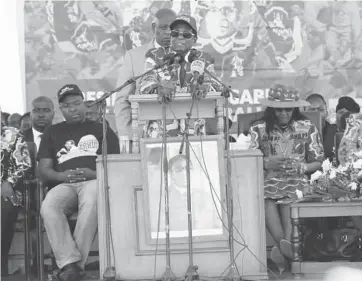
top-left (179, 62), bottom-right (186, 88)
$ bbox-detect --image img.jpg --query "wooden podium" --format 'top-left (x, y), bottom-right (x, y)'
top-left (96, 93), bottom-right (268, 280)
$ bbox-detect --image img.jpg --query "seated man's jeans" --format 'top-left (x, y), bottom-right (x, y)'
top-left (1, 197), bottom-right (19, 275)
top-left (40, 180), bottom-right (97, 270)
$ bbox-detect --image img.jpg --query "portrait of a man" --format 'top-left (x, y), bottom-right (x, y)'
top-left (144, 140), bottom-right (223, 239)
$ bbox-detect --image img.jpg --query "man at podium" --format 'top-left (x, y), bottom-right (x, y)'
top-left (139, 15), bottom-right (221, 137)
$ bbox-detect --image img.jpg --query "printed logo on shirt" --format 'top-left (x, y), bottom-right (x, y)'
top-left (56, 135), bottom-right (99, 164)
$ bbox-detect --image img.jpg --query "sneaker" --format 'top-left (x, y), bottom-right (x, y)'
top-left (56, 263), bottom-right (81, 281)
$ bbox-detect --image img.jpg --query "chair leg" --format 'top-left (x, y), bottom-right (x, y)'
top-left (24, 181), bottom-right (32, 281)
top-left (36, 181), bottom-right (45, 281)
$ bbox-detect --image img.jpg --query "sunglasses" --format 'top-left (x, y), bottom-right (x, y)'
top-left (274, 108), bottom-right (294, 112)
top-left (171, 30), bottom-right (194, 39)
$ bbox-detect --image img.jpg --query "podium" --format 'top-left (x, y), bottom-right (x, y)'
top-left (128, 92), bottom-right (225, 153)
top-left (97, 93), bottom-right (268, 280)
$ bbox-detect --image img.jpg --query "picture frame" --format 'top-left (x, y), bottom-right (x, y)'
top-left (135, 135), bottom-right (229, 254)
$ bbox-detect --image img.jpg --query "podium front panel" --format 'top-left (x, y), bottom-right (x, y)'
top-left (96, 148), bottom-right (267, 280)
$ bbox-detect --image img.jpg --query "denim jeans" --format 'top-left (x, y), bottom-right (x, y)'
top-left (40, 180), bottom-right (97, 269)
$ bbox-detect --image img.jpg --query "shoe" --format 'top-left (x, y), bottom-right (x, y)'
top-left (271, 246), bottom-right (286, 275)
top-left (280, 239), bottom-right (293, 260)
top-left (56, 263), bottom-right (82, 281)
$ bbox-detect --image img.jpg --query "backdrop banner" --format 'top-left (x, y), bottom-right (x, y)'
top-left (24, 0), bottom-right (362, 134)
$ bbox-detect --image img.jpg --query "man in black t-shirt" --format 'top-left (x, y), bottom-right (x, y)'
top-left (38, 84), bottom-right (119, 281)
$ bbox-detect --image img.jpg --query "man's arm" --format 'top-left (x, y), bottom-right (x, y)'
top-left (38, 159), bottom-right (89, 183)
top-left (114, 51), bottom-right (134, 140)
top-left (38, 158), bottom-right (64, 182)
top-left (139, 48), bottom-right (160, 95)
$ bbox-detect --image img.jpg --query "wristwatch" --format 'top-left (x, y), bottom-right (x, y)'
top-left (298, 163), bottom-right (307, 175)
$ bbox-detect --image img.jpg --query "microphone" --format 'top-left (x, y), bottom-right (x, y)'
top-left (162, 53), bottom-right (184, 66)
top-left (190, 58), bottom-right (206, 97)
top-left (190, 59), bottom-right (205, 79)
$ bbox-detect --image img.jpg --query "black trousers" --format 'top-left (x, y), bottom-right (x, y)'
top-left (1, 197), bottom-right (19, 276)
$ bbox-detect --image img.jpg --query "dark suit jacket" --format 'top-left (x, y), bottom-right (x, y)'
top-left (23, 128), bottom-right (34, 143)
top-left (322, 121), bottom-right (337, 161)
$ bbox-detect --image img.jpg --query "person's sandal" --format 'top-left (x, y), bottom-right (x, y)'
top-left (280, 239), bottom-right (293, 260)
top-left (271, 246), bottom-right (287, 275)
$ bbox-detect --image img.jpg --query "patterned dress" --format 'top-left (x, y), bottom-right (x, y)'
top-left (1, 126), bottom-right (31, 204)
top-left (338, 113), bottom-right (362, 166)
top-left (138, 47), bottom-right (221, 138)
top-left (249, 119), bottom-right (324, 200)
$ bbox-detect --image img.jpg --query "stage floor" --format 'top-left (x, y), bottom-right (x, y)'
top-left (2, 271), bottom-right (325, 281)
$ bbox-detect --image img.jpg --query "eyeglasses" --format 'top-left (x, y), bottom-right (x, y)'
top-left (171, 30), bottom-right (194, 39)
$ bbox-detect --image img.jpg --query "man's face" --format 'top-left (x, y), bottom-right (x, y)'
top-left (170, 158), bottom-right (188, 189)
top-left (306, 98), bottom-right (328, 122)
top-left (65, 141), bottom-right (74, 150)
top-left (153, 15), bottom-right (175, 47)
top-left (274, 108), bottom-right (294, 126)
top-left (8, 114), bottom-right (21, 129)
top-left (170, 22), bottom-right (196, 54)
top-left (20, 116), bottom-right (32, 132)
top-left (147, 122), bottom-right (160, 138)
top-left (205, 2), bottom-right (238, 38)
top-left (59, 95), bottom-right (86, 124)
top-left (85, 105), bottom-right (101, 123)
top-left (31, 100), bottom-right (54, 131)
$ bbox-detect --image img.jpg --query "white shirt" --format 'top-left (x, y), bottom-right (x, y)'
top-left (154, 39), bottom-right (161, 49)
top-left (32, 128), bottom-right (43, 151)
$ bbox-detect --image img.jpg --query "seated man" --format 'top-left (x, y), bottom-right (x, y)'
top-left (38, 84), bottom-right (120, 281)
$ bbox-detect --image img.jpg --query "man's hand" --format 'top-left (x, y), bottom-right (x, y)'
top-left (1, 181), bottom-right (15, 202)
top-left (75, 168), bottom-right (96, 181)
top-left (59, 168), bottom-right (96, 183)
top-left (157, 81), bottom-right (176, 103)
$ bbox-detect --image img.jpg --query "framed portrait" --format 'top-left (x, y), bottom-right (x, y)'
top-left (135, 135), bottom-right (228, 254)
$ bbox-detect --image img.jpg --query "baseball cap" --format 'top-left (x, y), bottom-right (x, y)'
top-left (170, 15), bottom-right (197, 36)
top-left (57, 84), bottom-right (84, 103)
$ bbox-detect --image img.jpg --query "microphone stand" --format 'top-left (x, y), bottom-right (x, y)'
top-left (179, 86), bottom-right (199, 281)
top-left (89, 60), bottom-right (178, 281)
top-left (204, 70), bottom-right (241, 281)
top-left (99, 99), bottom-right (116, 281)
top-left (161, 94), bottom-right (176, 281)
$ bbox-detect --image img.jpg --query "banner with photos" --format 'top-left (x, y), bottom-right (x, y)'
top-left (24, 0), bottom-right (362, 134)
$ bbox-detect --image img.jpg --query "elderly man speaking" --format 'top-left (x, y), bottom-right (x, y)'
top-left (139, 15), bottom-right (220, 138)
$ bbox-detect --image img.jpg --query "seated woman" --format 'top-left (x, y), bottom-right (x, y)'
top-left (249, 84), bottom-right (324, 272)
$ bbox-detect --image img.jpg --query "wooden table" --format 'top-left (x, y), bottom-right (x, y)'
top-left (290, 201), bottom-right (362, 277)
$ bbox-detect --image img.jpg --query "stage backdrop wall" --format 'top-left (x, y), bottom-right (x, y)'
top-left (24, 0), bottom-right (362, 134)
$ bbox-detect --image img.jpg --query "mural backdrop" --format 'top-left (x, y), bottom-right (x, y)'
top-left (24, 0), bottom-right (362, 133)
